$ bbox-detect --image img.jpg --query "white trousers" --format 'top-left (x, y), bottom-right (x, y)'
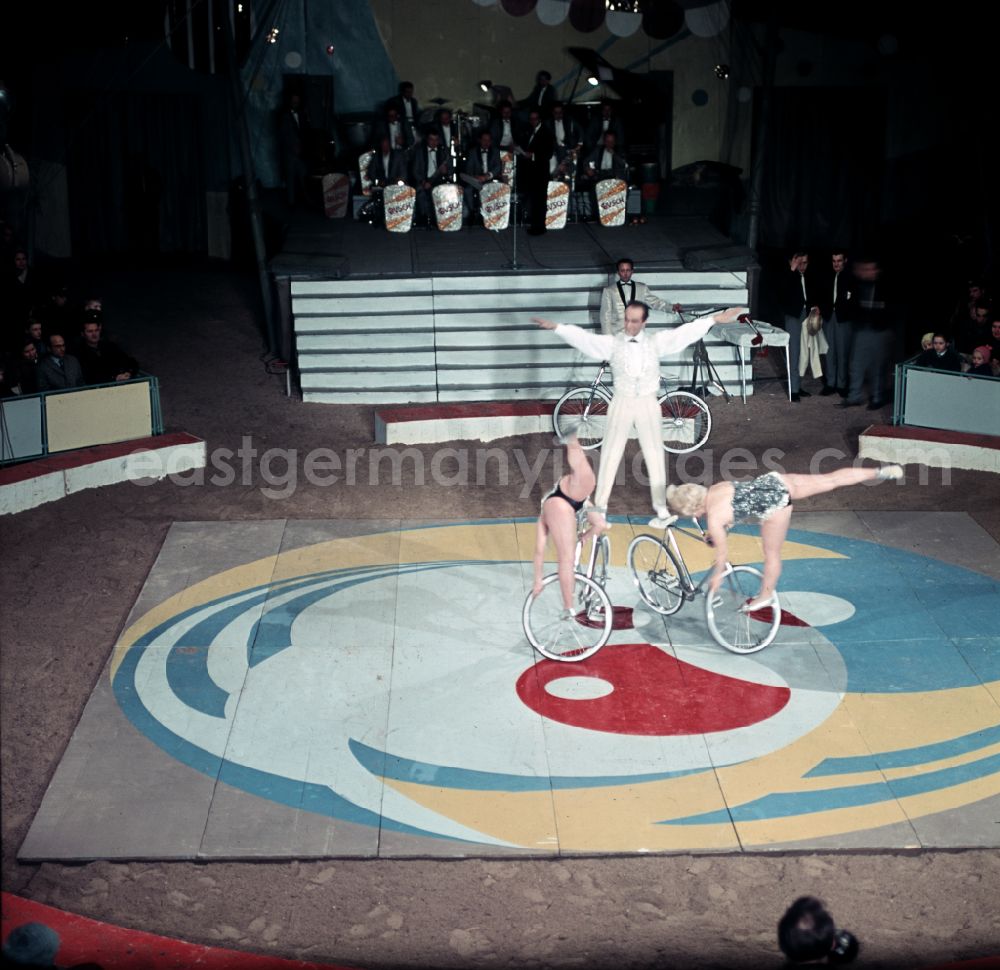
top-left (594, 393), bottom-right (667, 514)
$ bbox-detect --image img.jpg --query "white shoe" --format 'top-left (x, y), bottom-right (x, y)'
top-left (741, 593), bottom-right (778, 613)
top-left (875, 464), bottom-right (903, 481)
top-left (648, 513), bottom-right (677, 529)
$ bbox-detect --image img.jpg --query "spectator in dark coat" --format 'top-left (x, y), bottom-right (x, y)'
top-left (37, 334), bottom-right (84, 390)
top-left (75, 313), bottom-right (139, 384)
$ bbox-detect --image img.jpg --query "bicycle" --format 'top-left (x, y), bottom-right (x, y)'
top-left (552, 361), bottom-right (711, 454)
top-left (522, 521), bottom-right (613, 662)
top-left (626, 515), bottom-right (781, 654)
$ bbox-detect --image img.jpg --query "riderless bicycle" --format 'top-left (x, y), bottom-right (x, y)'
top-left (552, 363), bottom-right (712, 454)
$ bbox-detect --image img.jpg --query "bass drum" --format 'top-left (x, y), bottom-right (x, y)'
top-left (595, 178), bottom-right (627, 227)
top-left (431, 183), bottom-right (463, 231)
top-left (383, 184), bottom-right (415, 233)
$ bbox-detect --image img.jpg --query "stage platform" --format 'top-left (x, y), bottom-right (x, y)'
top-left (268, 210), bottom-right (760, 405)
top-left (20, 513), bottom-right (1000, 862)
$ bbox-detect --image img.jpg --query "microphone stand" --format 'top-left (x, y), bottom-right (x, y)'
top-left (675, 306), bottom-right (731, 403)
top-left (508, 150), bottom-right (520, 270)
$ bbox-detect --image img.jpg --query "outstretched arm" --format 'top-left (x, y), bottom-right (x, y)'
top-left (704, 489), bottom-right (734, 595)
top-left (654, 306), bottom-right (749, 356)
top-left (533, 317), bottom-right (613, 360)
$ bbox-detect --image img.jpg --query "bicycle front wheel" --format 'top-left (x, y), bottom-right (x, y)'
top-left (658, 390), bottom-right (711, 454)
top-left (553, 386), bottom-right (611, 450)
top-left (523, 573), bottom-right (613, 662)
top-left (627, 534), bottom-right (685, 616)
top-left (704, 565), bottom-right (781, 654)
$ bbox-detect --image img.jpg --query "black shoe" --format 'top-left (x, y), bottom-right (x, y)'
top-left (819, 385), bottom-right (837, 396)
top-left (866, 399), bottom-right (886, 410)
top-left (837, 399), bottom-right (861, 409)
top-left (790, 392), bottom-right (801, 402)
top-left (837, 387), bottom-right (849, 398)
top-left (797, 388), bottom-right (812, 398)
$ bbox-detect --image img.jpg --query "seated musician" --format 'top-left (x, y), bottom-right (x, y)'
top-left (462, 129), bottom-right (503, 225)
top-left (387, 81), bottom-right (420, 146)
top-left (409, 130), bottom-right (454, 227)
top-left (547, 102), bottom-right (583, 181)
top-left (579, 132), bottom-right (629, 222)
top-left (374, 105), bottom-right (412, 153)
top-left (432, 109), bottom-right (463, 162)
top-left (584, 100), bottom-right (626, 153)
top-left (489, 101), bottom-right (519, 153)
top-left (367, 136), bottom-right (409, 190)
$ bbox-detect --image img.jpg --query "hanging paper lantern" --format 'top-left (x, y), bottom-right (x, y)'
top-left (535, 0), bottom-right (570, 26)
top-left (685, 0), bottom-right (729, 38)
top-left (642, 1), bottom-right (684, 39)
top-left (569, 0), bottom-right (605, 33)
top-left (606, 10), bottom-right (642, 37)
top-left (500, 0), bottom-right (537, 14)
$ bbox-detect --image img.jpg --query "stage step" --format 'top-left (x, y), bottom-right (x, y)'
top-left (293, 270), bottom-right (751, 404)
top-left (859, 424), bottom-right (1000, 474)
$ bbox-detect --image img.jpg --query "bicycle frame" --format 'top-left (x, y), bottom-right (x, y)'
top-left (660, 517), bottom-right (712, 600)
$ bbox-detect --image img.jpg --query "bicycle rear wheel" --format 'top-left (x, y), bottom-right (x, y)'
top-left (553, 386), bottom-right (611, 450)
top-left (704, 565), bottom-right (781, 654)
top-left (523, 573), bottom-right (613, 661)
top-left (658, 390), bottom-right (711, 454)
top-left (627, 534), bottom-right (685, 615)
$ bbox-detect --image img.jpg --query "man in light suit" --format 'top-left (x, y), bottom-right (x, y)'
top-left (600, 258), bottom-right (672, 335)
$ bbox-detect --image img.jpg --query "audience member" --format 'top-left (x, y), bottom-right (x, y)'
top-left (6, 247), bottom-right (37, 324)
top-left (989, 318), bottom-right (1000, 364)
top-left (0, 356), bottom-right (15, 397)
top-left (957, 299), bottom-right (993, 354)
top-left (778, 896), bottom-right (859, 964)
top-left (919, 331), bottom-right (934, 352)
top-left (24, 317), bottom-right (48, 358)
top-left (915, 332), bottom-right (962, 371)
top-left (12, 337), bottom-right (41, 394)
top-left (74, 312), bottom-right (139, 384)
top-left (839, 257), bottom-right (895, 410)
top-left (777, 251), bottom-right (819, 402)
top-left (967, 345), bottom-right (994, 376)
top-left (39, 282), bottom-right (74, 335)
top-left (818, 250), bottom-right (854, 397)
top-left (36, 334), bottom-right (84, 390)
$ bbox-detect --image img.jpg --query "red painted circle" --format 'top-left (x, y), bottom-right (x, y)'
top-left (516, 643), bottom-right (790, 736)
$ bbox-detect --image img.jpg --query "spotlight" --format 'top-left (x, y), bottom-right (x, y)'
top-left (715, 63), bottom-right (730, 79)
top-left (605, 0), bottom-right (640, 11)
top-left (266, 27), bottom-right (280, 44)
top-left (587, 75), bottom-right (600, 87)
top-left (479, 79), bottom-right (492, 93)
top-left (326, 44), bottom-right (335, 54)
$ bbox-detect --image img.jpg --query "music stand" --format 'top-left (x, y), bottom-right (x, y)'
top-left (687, 338), bottom-right (731, 403)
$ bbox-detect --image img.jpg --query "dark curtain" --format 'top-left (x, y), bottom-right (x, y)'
top-left (66, 92), bottom-right (206, 255)
top-left (758, 87), bottom-right (885, 252)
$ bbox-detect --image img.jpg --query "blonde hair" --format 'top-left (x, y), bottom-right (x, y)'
top-left (921, 332), bottom-right (934, 350)
top-left (666, 483), bottom-right (708, 517)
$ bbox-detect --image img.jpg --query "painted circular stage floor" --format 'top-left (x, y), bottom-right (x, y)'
top-left (19, 513), bottom-right (1000, 861)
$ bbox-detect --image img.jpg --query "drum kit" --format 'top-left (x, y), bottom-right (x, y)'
top-left (338, 98), bottom-right (631, 233)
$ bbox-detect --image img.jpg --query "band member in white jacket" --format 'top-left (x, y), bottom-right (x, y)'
top-left (600, 258), bottom-right (672, 335)
top-left (534, 301), bottom-right (747, 524)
